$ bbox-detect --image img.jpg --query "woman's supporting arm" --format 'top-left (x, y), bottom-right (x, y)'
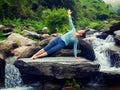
top-left (73, 40), bottom-right (78, 58)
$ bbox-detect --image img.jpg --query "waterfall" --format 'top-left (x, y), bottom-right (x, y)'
top-left (5, 64), bottom-right (23, 88)
top-left (87, 34), bottom-right (117, 86)
top-left (86, 33), bottom-right (115, 70)
top-left (1, 58), bottom-right (43, 90)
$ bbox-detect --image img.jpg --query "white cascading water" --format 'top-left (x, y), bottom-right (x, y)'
top-left (5, 64), bottom-right (23, 88)
top-left (1, 57), bottom-right (41, 90)
top-left (1, 64), bottom-right (33, 90)
top-left (86, 33), bottom-right (117, 86)
top-left (86, 33), bottom-right (115, 71)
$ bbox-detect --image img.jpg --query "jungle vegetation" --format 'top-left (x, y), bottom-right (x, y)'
top-left (0, 0), bottom-right (120, 35)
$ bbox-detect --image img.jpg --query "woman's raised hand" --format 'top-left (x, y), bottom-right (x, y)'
top-left (68, 9), bottom-right (72, 16)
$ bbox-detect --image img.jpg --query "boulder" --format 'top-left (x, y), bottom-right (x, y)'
top-left (7, 33), bottom-right (36, 46)
top-left (77, 38), bottom-right (95, 61)
top-left (11, 46), bottom-right (42, 58)
top-left (114, 30), bottom-right (120, 36)
top-left (36, 27), bottom-right (49, 34)
top-left (100, 69), bottom-right (120, 85)
top-left (96, 33), bottom-right (108, 39)
top-left (0, 51), bottom-right (6, 60)
top-left (106, 45), bottom-right (120, 68)
top-left (114, 36), bottom-right (120, 46)
top-left (4, 24), bottom-right (15, 28)
top-left (114, 30), bottom-right (120, 46)
top-left (0, 24), bottom-right (14, 37)
top-left (50, 49), bottom-right (81, 57)
top-left (110, 22), bottom-right (120, 31)
top-left (0, 58), bottom-right (6, 87)
top-left (0, 27), bottom-right (13, 37)
top-left (40, 34), bottom-right (50, 40)
top-left (102, 22), bottom-right (120, 35)
top-left (106, 47), bottom-right (120, 67)
top-left (23, 30), bottom-right (40, 39)
top-left (0, 40), bottom-right (18, 58)
top-left (63, 38), bottom-right (95, 61)
top-left (38, 36), bottom-right (55, 47)
top-left (14, 57), bottom-right (99, 83)
top-left (0, 25), bottom-right (6, 30)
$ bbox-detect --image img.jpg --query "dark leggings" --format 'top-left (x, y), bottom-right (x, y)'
top-left (44, 37), bottom-right (66, 55)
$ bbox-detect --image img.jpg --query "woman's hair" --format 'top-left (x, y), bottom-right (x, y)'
top-left (77, 30), bottom-right (86, 38)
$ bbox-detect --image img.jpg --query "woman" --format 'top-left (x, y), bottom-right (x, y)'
top-left (31, 9), bottom-right (85, 60)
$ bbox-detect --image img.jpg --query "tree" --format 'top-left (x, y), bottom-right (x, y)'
top-left (42, 8), bottom-right (69, 33)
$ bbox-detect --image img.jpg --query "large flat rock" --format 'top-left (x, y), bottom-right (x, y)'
top-left (14, 57), bottom-right (100, 79)
top-left (18, 57), bottom-right (96, 64)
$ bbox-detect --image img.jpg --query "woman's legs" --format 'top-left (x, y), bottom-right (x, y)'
top-left (31, 48), bottom-right (47, 59)
top-left (31, 37), bottom-right (66, 59)
top-left (46, 43), bottom-right (65, 55)
top-left (33, 49), bottom-right (45, 56)
top-left (44, 37), bottom-right (66, 55)
top-left (31, 37), bottom-right (59, 59)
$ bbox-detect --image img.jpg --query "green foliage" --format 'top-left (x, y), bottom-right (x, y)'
top-left (89, 21), bottom-right (104, 29)
top-left (0, 18), bottom-right (44, 34)
top-left (0, 0), bottom-right (119, 34)
top-left (65, 79), bottom-right (80, 90)
top-left (42, 8), bottom-right (69, 33)
top-left (38, 0), bottom-right (75, 10)
top-left (0, 31), bottom-right (6, 40)
top-left (97, 14), bottom-right (109, 20)
top-left (22, 19), bottom-right (44, 30)
top-left (72, 79), bottom-right (80, 90)
top-left (0, 0), bottom-right (38, 20)
top-left (75, 0), bottom-right (113, 28)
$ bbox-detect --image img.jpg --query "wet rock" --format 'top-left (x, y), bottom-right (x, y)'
top-left (106, 49), bottom-right (120, 67)
top-left (114, 30), bottom-right (120, 46)
top-left (0, 58), bottom-right (6, 87)
top-left (96, 33), bottom-right (108, 39)
top-left (63, 38), bottom-right (95, 61)
top-left (114, 36), bottom-right (120, 46)
top-left (100, 69), bottom-right (120, 85)
top-left (77, 39), bottom-right (95, 61)
top-left (102, 22), bottom-right (120, 35)
top-left (14, 57), bottom-right (99, 83)
top-left (110, 22), bottom-right (120, 31)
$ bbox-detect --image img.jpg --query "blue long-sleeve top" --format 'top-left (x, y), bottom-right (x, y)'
top-left (61, 16), bottom-right (78, 57)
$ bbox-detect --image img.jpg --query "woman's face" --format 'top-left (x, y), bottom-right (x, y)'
top-left (77, 30), bottom-right (85, 36)
top-left (74, 32), bottom-right (80, 38)
top-left (74, 30), bottom-right (85, 38)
